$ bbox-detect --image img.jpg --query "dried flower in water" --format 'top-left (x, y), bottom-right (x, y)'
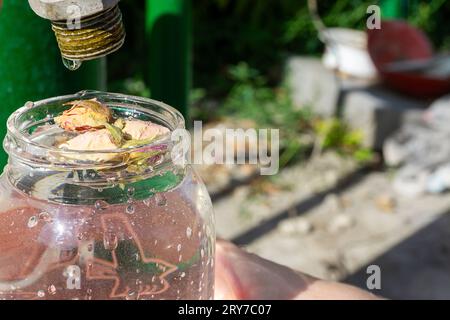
top-left (53, 99), bottom-right (170, 168)
top-left (58, 129), bottom-right (119, 162)
top-left (55, 99), bottom-right (112, 132)
top-left (122, 119), bottom-right (170, 141)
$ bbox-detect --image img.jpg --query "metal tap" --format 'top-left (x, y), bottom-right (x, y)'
top-left (28, 0), bottom-right (125, 69)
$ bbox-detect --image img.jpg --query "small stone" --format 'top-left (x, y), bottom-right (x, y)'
top-left (294, 218), bottom-right (314, 235)
top-left (323, 194), bottom-right (342, 213)
top-left (375, 194), bottom-right (396, 213)
top-left (328, 214), bottom-right (355, 233)
top-left (279, 218), bottom-right (314, 235)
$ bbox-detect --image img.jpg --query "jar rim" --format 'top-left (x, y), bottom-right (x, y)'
top-left (4, 90), bottom-right (186, 170)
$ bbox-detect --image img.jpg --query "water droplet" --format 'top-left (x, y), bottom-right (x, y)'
top-left (37, 290), bottom-right (45, 298)
top-left (94, 200), bottom-right (109, 211)
top-left (201, 249), bottom-right (205, 258)
top-left (177, 244), bottom-right (182, 252)
top-left (62, 57), bottom-right (82, 71)
top-left (24, 101), bottom-right (34, 108)
top-left (38, 211), bottom-right (52, 223)
top-left (103, 232), bottom-right (118, 251)
top-left (180, 272), bottom-right (186, 278)
top-left (48, 285), bottom-right (56, 295)
top-left (154, 194), bottom-right (167, 206)
top-left (126, 290), bottom-right (137, 300)
top-left (28, 216), bottom-right (38, 228)
top-left (186, 227), bottom-right (192, 239)
top-left (126, 205), bottom-right (135, 214)
top-left (127, 187), bottom-right (135, 197)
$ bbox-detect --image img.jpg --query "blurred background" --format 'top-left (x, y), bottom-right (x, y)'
top-left (1, 0), bottom-right (450, 299)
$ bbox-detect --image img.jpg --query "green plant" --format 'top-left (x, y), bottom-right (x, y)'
top-left (409, 0), bottom-right (450, 50)
top-left (191, 0), bottom-right (450, 97)
top-left (220, 62), bottom-right (314, 168)
top-left (313, 118), bottom-right (374, 163)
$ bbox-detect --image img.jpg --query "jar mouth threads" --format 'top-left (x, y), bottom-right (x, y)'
top-left (51, 5), bottom-right (125, 61)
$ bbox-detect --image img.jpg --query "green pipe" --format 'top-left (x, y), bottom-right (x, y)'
top-left (0, 0), bottom-right (106, 166)
top-left (145, 0), bottom-right (191, 121)
top-left (380, 0), bottom-right (410, 19)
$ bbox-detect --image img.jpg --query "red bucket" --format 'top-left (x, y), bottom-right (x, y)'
top-left (368, 20), bottom-right (450, 99)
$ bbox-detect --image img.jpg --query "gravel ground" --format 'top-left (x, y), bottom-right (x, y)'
top-left (201, 153), bottom-right (450, 299)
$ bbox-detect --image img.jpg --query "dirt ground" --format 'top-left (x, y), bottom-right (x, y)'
top-left (199, 152), bottom-right (450, 299)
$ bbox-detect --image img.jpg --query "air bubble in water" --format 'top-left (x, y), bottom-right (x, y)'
top-left (37, 290), bottom-right (45, 298)
top-left (28, 216), bottom-right (38, 228)
top-left (186, 227), bottom-right (192, 239)
top-left (62, 57), bottom-right (82, 71)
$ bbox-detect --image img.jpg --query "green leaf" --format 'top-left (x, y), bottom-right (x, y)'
top-left (104, 123), bottom-right (124, 146)
top-left (122, 137), bottom-right (158, 149)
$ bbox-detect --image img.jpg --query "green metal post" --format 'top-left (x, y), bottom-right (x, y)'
top-left (380, 0), bottom-right (410, 19)
top-left (0, 0), bottom-right (106, 166)
top-left (145, 0), bottom-right (191, 120)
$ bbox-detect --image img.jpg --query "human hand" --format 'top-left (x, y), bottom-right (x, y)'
top-left (214, 239), bottom-right (380, 300)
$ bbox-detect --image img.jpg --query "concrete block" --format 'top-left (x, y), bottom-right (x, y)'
top-left (286, 56), bottom-right (430, 149)
top-left (342, 86), bottom-right (426, 149)
top-left (287, 57), bottom-right (340, 116)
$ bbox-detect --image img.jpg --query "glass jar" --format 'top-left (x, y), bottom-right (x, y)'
top-left (0, 91), bottom-right (215, 300)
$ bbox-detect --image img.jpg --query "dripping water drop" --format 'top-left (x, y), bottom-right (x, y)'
top-left (62, 57), bottom-right (82, 71)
